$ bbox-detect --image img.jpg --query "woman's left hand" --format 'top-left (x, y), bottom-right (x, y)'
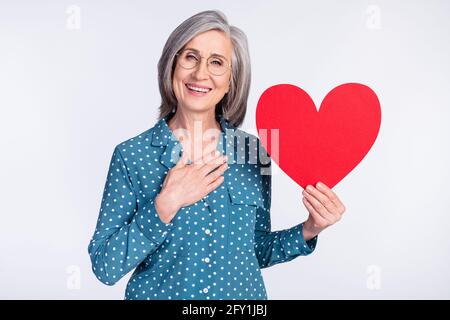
top-left (301, 182), bottom-right (346, 241)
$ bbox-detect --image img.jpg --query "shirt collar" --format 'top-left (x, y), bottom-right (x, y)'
top-left (151, 113), bottom-right (236, 169)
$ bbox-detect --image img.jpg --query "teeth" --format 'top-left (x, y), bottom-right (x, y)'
top-left (187, 84), bottom-right (210, 93)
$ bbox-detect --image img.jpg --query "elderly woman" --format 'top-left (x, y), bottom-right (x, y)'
top-left (88, 10), bottom-right (345, 300)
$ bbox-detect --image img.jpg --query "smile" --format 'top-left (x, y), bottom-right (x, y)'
top-left (185, 83), bottom-right (212, 95)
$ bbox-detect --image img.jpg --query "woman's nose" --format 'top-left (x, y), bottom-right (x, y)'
top-left (192, 59), bottom-right (209, 79)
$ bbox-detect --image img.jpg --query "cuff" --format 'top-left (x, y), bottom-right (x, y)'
top-left (283, 223), bottom-right (318, 255)
top-left (134, 198), bottom-right (173, 245)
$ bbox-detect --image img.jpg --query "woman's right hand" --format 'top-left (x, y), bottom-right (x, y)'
top-left (155, 149), bottom-right (229, 224)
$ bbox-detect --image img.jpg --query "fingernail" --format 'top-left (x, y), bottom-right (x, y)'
top-left (306, 185), bottom-right (313, 192)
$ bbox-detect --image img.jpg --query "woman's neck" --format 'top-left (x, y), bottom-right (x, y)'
top-left (167, 109), bottom-right (222, 162)
top-left (168, 110), bottom-right (220, 134)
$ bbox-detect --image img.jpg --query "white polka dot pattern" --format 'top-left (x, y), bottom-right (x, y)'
top-left (88, 113), bottom-right (318, 300)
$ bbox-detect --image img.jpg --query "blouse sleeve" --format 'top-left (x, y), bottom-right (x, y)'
top-left (87, 146), bottom-right (172, 285)
top-left (254, 160), bottom-right (318, 269)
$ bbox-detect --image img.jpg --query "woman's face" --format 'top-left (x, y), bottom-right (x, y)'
top-left (172, 30), bottom-right (233, 114)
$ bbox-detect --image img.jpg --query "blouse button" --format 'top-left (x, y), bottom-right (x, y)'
top-left (204, 229), bottom-right (211, 235)
top-left (204, 257), bottom-right (210, 264)
top-left (203, 288), bottom-right (209, 294)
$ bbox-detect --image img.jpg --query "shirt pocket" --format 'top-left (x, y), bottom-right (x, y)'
top-left (226, 185), bottom-right (264, 250)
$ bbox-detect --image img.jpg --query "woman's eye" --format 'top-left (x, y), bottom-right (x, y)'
top-left (211, 59), bottom-right (223, 66)
top-left (186, 53), bottom-right (198, 60)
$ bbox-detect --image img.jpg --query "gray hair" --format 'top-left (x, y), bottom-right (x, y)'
top-left (157, 10), bottom-right (251, 127)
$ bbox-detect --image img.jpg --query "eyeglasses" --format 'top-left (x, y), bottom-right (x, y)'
top-left (175, 48), bottom-right (231, 76)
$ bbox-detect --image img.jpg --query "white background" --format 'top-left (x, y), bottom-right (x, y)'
top-left (1, 0), bottom-right (449, 299)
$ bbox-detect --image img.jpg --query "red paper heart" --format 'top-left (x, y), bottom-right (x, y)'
top-left (256, 83), bottom-right (381, 189)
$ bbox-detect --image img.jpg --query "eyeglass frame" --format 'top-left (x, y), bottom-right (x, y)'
top-left (174, 48), bottom-right (232, 76)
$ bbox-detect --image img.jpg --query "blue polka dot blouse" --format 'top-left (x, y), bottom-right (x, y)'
top-left (88, 113), bottom-right (318, 300)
